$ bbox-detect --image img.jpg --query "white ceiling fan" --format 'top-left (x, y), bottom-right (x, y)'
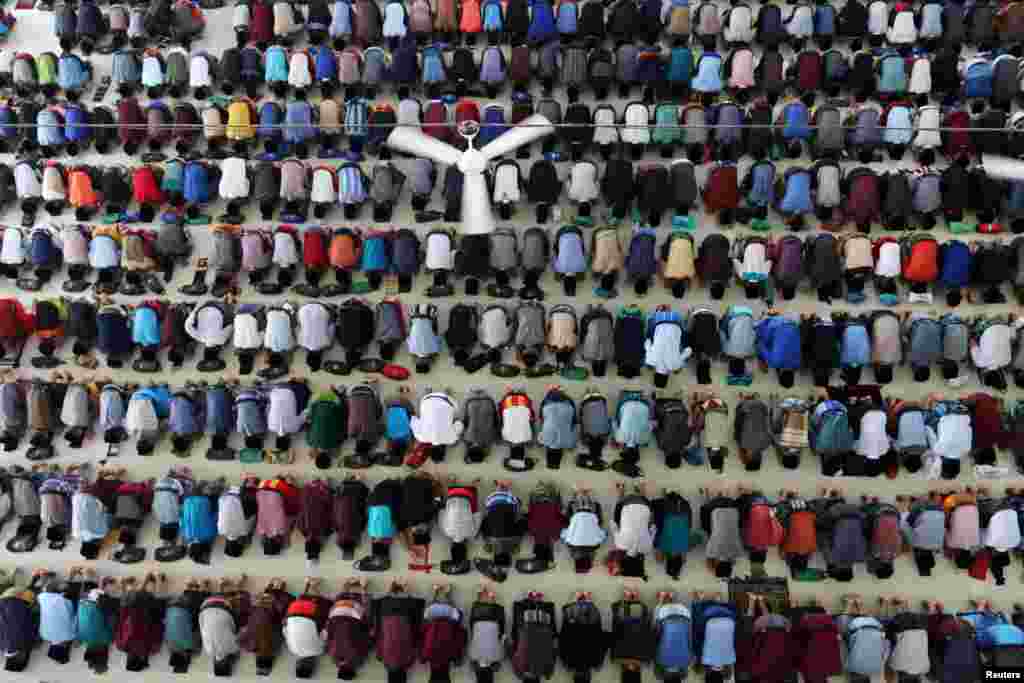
top-left (385, 115), bottom-right (556, 235)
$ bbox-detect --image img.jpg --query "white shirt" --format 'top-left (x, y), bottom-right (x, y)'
top-left (0, 228), bottom-right (23, 265)
top-left (410, 394), bottom-right (464, 445)
top-left (971, 324), bottom-right (1013, 371)
top-left (478, 308), bottom-right (512, 349)
top-left (298, 303), bottom-right (333, 351)
top-left (218, 488), bottom-right (256, 540)
top-left (284, 617), bottom-right (326, 658)
top-left (125, 395), bottom-right (159, 435)
top-left (41, 166), bottom-right (65, 201)
top-left (185, 305), bottom-right (234, 347)
top-left (612, 502), bottom-right (655, 555)
top-left (288, 53), bottom-right (313, 89)
top-left (189, 54), bottom-right (213, 88)
top-left (218, 157), bottom-right (250, 199)
top-left (875, 242), bottom-right (902, 278)
top-left (567, 163), bottom-right (599, 203)
top-left (733, 242), bottom-right (772, 279)
top-left (273, 231), bottom-right (300, 267)
top-left (232, 4), bottom-right (250, 29)
top-left (561, 511), bottom-right (607, 548)
top-left (199, 607), bottom-right (240, 660)
top-left (14, 162), bottom-right (40, 199)
top-left (855, 410), bottom-right (890, 460)
top-left (501, 405), bottom-right (533, 444)
top-left (985, 508), bottom-right (1022, 552)
top-left (264, 308), bottom-right (294, 352)
top-left (233, 312), bottom-right (262, 350)
top-left (492, 164), bottom-right (521, 204)
top-left (267, 386), bottom-right (303, 436)
top-left (425, 232), bottom-right (454, 270)
top-left (645, 323), bottom-right (691, 375)
top-left (310, 168), bottom-right (337, 204)
top-left (926, 413), bottom-right (972, 461)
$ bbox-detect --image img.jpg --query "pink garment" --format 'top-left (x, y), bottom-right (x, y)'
top-left (945, 504), bottom-right (980, 550)
top-left (256, 489), bottom-right (290, 538)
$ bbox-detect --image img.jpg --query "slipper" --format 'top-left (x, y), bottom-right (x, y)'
top-left (440, 559), bottom-right (472, 575)
top-left (206, 447), bottom-right (236, 461)
top-left (5, 533), bottom-right (39, 553)
top-left (491, 363), bottom-right (521, 378)
top-left (132, 359), bottom-right (160, 373)
top-left (255, 281), bottom-right (285, 295)
top-left (381, 364), bottom-right (410, 380)
top-left (354, 556), bottom-right (391, 572)
top-left (524, 363), bottom-right (557, 378)
top-left (515, 558), bottom-right (553, 574)
top-left (197, 359), bottom-right (227, 373)
top-left (112, 545), bottom-right (147, 564)
top-left (26, 445), bottom-right (54, 461)
top-left (560, 366), bottom-right (590, 381)
top-left (611, 459), bottom-right (643, 478)
top-left (16, 276), bottom-right (42, 291)
top-left (30, 356), bottom-right (63, 369)
top-left (61, 279), bottom-right (91, 293)
top-left (503, 455), bottom-right (535, 472)
top-left (375, 451), bottom-right (405, 467)
top-left (357, 357), bottom-right (386, 374)
top-left (185, 215), bottom-right (212, 225)
top-left (404, 442), bottom-right (431, 468)
top-left (343, 452), bottom-right (374, 469)
top-left (323, 360), bottom-right (352, 376)
top-left (292, 284), bottom-right (321, 297)
top-left (238, 447), bottom-right (264, 464)
top-left (575, 455), bottom-right (608, 471)
top-left (154, 544), bottom-right (187, 562)
top-left (257, 364), bottom-right (289, 380)
top-left (144, 274), bottom-right (165, 294)
top-left (474, 559), bottom-right (508, 583)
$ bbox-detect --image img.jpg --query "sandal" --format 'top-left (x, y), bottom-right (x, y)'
top-left (323, 360), bottom-right (352, 376)
top-left (575, 454), bottom-right (608, 471)
top-left (112, 545), bottom-right (147, 564)
top-left (357, 357), bottom-right (386, 374)
top-left (491, 363), bottom-right (521, 378)
top-left (503, 455), bottom-right (535, 472)
top-left (154, 544), bottom-right (188, 562)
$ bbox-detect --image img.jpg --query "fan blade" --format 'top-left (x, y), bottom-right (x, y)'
top-left (460, 171), bottom-right (495, 235)
top-left (384, 127), bottom-right (462, 167)
top-left (981, 154), bottom-right (1024, 181)
top-left (480, 114), bottom-right (555, 162)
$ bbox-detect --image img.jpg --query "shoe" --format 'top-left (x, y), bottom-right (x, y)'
top-left (611, 459), bottom-right (643, 478)
top-left (474, 559), bottom-right (508, 582)
top-left (515, 557), bottom-right (553, 574)
top-left (354, 555), bottom-right (391, 572)
top-left (112, 545), bottom-right (147, 564)
top-left (440, 559), bottom-right (472, 575)
top-left (491, 362), bottom-right (521, 378)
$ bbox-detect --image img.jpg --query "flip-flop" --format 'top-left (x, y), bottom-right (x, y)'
top-left (503, 455), bottom-right (535, 472)
top-left (357, 358), bottom-right (386, 374)
top-left (473, 559), bottom-right (508, 583)
top-left (155, 544), bottom-right (187, 562)
top-left (524, 363), bottom-right (557, 378)
top-left (381, 364), bottom-right (410, 381)
top-left (112, 545), bottom-right (147, 564)
top-left (610, 460), bottom-right (643, 478)
top-left (132, 359), bottom-right (160, 373)
top-left (238, 447), bottom-right (264, 464)
top-left (560, 366), bottom-right (590, 381)
top-left (62, 279), bottom-right (91, 293)
top-left (491, 363), bottom-right (521, 378)
top-left (575, 455), bottom-right (608, 471)
top-left (323, 360), bottom-right (352, 376)
top-left (144, 274), bottom-right (165, 294)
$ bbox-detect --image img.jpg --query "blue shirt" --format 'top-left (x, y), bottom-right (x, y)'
top-left (38, 592), bottom-right (77, 644)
